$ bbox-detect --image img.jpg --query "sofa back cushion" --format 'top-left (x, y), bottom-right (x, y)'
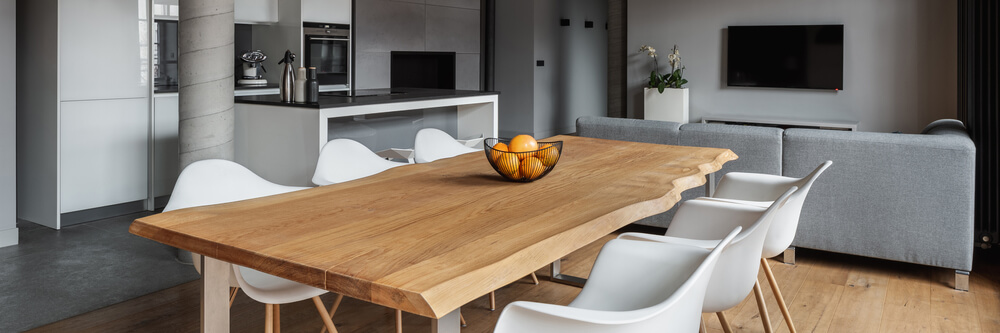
top-left (576, 116), bottom-right (681, 145)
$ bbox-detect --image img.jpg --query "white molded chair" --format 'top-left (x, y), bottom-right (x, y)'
top-left (697, 161), bottom-right (832, 333)
top-left (165, 159), bottom-right (337, 333)
top-left (619, 187), bottom-right (798, 333)
top-left (494, 227), bottom-right (742, 333)
top-left (312, 138), bottom-right (407, 186)
top-left (413, 128), bottom-right (479, 164)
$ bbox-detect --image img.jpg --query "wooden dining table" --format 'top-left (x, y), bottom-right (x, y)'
top-left (130, 135), bottom-right (737, 333)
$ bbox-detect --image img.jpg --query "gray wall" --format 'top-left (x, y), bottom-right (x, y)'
top-left (496, 0), bottom-right (608, 138)
top-left (0, 0), bottom-right (15, 247)
top-left (354, 0), bottom-right (481, 90)
top-left (495, 0), bottom-right (535, 137)
top-left (627, 0), bottom-right (957, 133)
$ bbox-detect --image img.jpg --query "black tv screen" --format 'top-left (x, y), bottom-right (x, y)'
top-left (727, 25), bottom-right (844, 90)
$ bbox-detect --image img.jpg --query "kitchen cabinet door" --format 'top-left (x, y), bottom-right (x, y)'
top-left (60, 99), bottom-right (149, 213)
top-left (59, 0), bottom-right (148, 101)
top-left (235, 0), bottom-right (278, 23)
top-left (152, 95), bottom-right (179, 199)
top-left (302, 0), bottom-right (351, 24)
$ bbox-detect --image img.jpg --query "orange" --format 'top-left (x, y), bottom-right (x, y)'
top-left (490, 142), bottom-right (509, 162)
top-left (496, 152), bottom-right (520, 178)
top-left (537, 144), bottom-right (559, 166)
top-left (508, 135), bottom-right (539, 153)
top-left (520, 156), bottom-right (545, 180)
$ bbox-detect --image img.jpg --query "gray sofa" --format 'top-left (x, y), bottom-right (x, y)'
top-left (576, 116), bottom-right (976, 279)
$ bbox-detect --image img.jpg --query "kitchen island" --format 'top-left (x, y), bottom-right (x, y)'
top-left (234, 88), bottom-right (499, 186)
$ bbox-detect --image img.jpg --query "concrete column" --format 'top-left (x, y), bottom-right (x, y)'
top-left (178, 0), bottom-right (235, 170)
top-left (176, 0), bottom-right (234, 262)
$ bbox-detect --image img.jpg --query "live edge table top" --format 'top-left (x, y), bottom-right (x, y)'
top-left (129, 135), bottom-right (737, 319)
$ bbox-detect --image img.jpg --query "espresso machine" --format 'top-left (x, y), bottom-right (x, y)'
top-left (238, 50), bottom-right (268, 86)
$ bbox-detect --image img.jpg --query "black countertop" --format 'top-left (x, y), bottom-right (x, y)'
top-left (233, 88), bottom-right (499, 109)
top-left (155, 84), bottom-right (280, 93)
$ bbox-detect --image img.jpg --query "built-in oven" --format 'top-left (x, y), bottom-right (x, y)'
top-left (303, 22), bottom-right (350, 86)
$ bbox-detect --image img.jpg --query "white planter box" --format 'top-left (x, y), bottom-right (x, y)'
top-left (644, 87), bottom-right (689, 123)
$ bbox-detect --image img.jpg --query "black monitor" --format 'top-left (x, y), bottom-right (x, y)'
top-left (390, 51), bottom-right (456, 89)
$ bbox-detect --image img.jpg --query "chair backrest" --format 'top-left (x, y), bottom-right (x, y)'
top-left (493, 227), bottom-right (741, 333)
top-left (413, 128), bottom-right (479, 163)
top-left (165, 159), bottom-right (308, 212)
top-left (164, 159), bottom-right (309, 279)
top-left (312, 139), bottom-right (407, 186)
top-left (713, 161), bottom-right (832, 258)
top-left (666, 186), bottom-right (797, 313)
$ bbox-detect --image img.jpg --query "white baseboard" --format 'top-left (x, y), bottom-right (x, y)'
top-left (0, 227), bottom-right (18, 248)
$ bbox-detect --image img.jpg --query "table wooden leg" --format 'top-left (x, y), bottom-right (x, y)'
top-left (202, 256), bottom-right (230, 333)
top-left (431, 309), bottom-right (461, 333)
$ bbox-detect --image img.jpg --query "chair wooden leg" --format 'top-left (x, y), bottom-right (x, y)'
top-left (395, 309), bottom-right (402, 333)
top-left (717, 311), bottom-right (734, 333)
top-left (530, 272), bottom-right (539, 285)
top-left (312, 296), bottom-right (338, 333)
top-left (320, 294), bottom-right (345, 333)
top-left (229, 287), bottom-right (240, 308)
top-left (265, 304), bottom-right (274, 333)
top-left (762, 258), bottom-right (797, 333)
top-left (700, 317), bottom-right (708, 333)
top-left (753, 280), bottom-right (774, 333)
top-left (274, 304), bottom-right (281, 333)
top-left (489, 291), bottom-right (496, 311)
top-left (460, 312), bottom-right (467, 327)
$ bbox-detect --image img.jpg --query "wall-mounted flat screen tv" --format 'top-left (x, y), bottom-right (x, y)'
top-left (727, 24), bottom-right (844, 90)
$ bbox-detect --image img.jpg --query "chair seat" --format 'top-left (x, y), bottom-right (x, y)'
top-left (236, 266), bottom-right (328, 305)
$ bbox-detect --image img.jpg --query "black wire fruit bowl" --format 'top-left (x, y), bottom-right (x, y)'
top-left (484, 138), bottom-right (563, 182)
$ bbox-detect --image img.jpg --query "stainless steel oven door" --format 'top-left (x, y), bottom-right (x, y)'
top-left (304, 36), bottom-right (349, 86)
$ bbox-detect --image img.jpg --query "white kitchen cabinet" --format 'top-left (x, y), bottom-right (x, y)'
top-left (59, 99), bottom-right (149, 213)
top-left (235, 0), bottom-right (278, 24)
top-left (18, 0), bottom-right (153, 228)
top-left (59, 0), bottom-right (148, 101)
top-left (152, 95), bottom-right (179, 199)
top-left (302, 0), bottom-right (350, 24)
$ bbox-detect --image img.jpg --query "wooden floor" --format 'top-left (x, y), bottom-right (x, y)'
top-left (28, 225), bottom-right (1000, 333)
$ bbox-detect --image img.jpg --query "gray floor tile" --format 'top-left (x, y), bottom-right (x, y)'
top-left (0, 213), bottom-right (198, 332)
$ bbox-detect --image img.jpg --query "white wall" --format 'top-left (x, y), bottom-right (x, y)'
top-left (0, 0), bottom-right (15, 246)
top-left (627, 0), bottom-right (956, 133)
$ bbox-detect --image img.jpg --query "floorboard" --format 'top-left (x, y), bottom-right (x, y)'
top-left (26, 231), bottom-right (1000, 333)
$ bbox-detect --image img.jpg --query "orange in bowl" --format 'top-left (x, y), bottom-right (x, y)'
top-left (491, 142), bottom-right (509, 162)
top-left (496, 151), bottom-right (520, 178)
top-left (520, 156), bottom-right (545, 179)
top-left (508, 134), bottom-right (539, 153)
top-left (536, 144), bottom-right (559, 166)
